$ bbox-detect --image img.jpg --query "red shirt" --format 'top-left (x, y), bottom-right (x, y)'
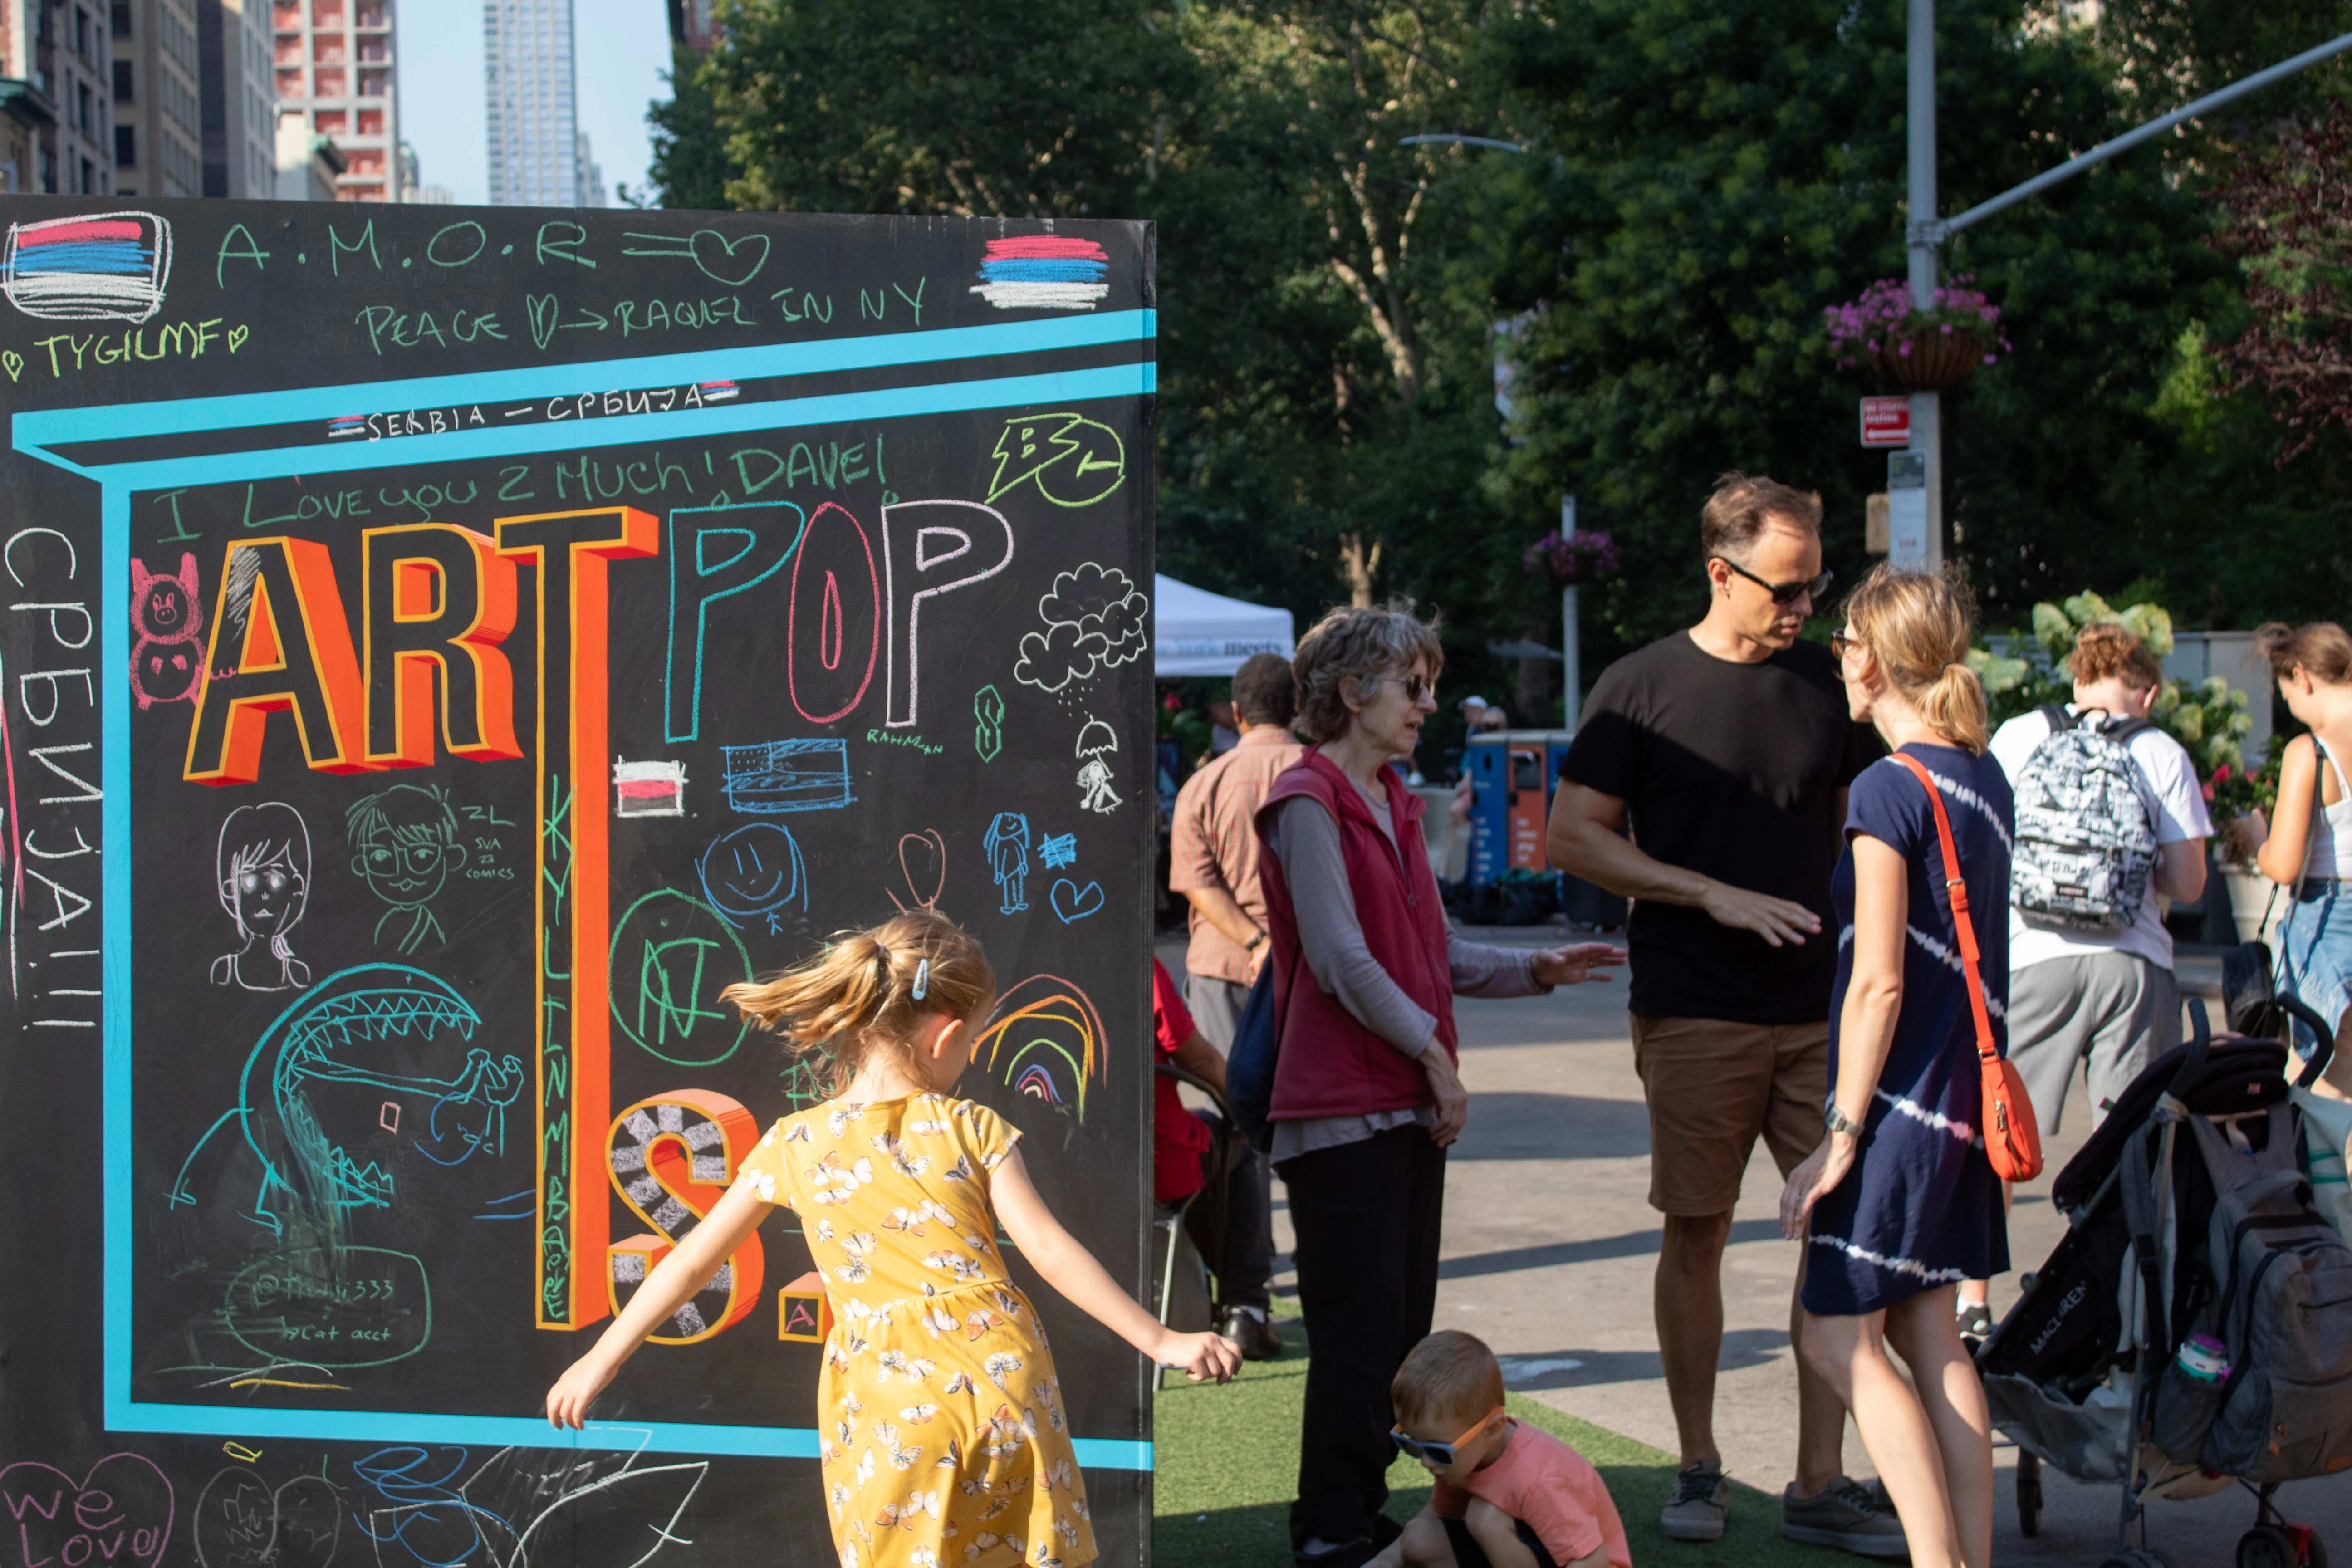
top-left (1435, 1420), bottom-right (1632, 1568)
top-left (1151, 959), bottom-right (1213, 1205)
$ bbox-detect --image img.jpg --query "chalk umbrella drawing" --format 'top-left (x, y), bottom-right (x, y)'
top-left (346, 784), bottom-right (469, 954)
top-left (1075, 719), bottom-right (1122, 815)
top-left (982, 812), bottom-right (1030, 914)
top-left (211, 802), bottom-right (312, 992)
top-left (975, 976), bottom-right (1107, 1121)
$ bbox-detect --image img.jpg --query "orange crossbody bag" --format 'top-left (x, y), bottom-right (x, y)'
top-left (1886, 751), bottom-right (2045, 1184)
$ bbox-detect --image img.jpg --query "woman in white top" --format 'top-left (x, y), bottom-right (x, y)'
top-left (2254, 620), bottom-right (2352, 1098)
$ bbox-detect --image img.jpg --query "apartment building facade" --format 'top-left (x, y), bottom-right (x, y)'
top-left (3, 0), bottom-right (116, 193)
top-left (110, 0), bottom-right (201, 196)
top-left (272, 0), bottom-right (392, 199)
top-left (483, 0), bottom-right (577, 205)
top-left (196, 0), bottom-right (273, 195)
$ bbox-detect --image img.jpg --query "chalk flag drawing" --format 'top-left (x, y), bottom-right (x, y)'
top-left (973, 684), bottom-right (1004, 763)
top-left (969, 235), bottom-right (1109, 312)
top-left (696, 822), bottom-right (806, 934)
top-left (212, 801), bottom-right (312, 991)
top-left (719, 738), bottom-right (851, 814)
top-left (613, 759), bottom-right (687, 818)
top-left (347, 783), bottom-right (469, 954)
top-left (0, 1455), bottom-right (174, 1568)
top-left (129, 552), bottom-right (205, 709)
top-left (1049, 880), bottom-right (1104, 924)
top-left (976, 975), bottom-right (1107, 1120)
top-left (983, 812), bottom-right (1029, 914)
top-left (1075, 719), bottom-right (1122, 815)
top-left (1, 210), bottom-right (173, 321)
top-left (1038, 832), bottom-right (1077, 870)
top-left (985, 412), bottom-right (1127, 509)
top-left (1012, 563), bottom-right (1149, 694)
top-left (887, 829), bottom-right (947, 915)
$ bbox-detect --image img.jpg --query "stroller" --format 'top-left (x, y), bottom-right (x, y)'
top-left (1974, 1000), bottom-right (2352, 1568)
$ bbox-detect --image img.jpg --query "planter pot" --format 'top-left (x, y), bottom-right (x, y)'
top-left (2220, 866), bottom-right (2289, 946)
top-left (1869, 328), bottom-right (1986, 392)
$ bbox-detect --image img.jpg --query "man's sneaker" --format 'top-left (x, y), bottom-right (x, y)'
top-left (1781, 1476), bottom-right (1909, 1559)
top-left (1661, 1460), bottom-right (1728, 1541)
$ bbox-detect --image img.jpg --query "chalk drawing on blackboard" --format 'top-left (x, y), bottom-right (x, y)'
top-left (0, 1455), bottom-right (173, 1568)
top-left (975, 976), bottom-right (1107, 1121)
top-left (1075, 720), bottom-right (1123, 816)
top-left (973, 684), bottom-right (1004, 762)
top-left (211, 803), bottom-right (312, 991)
top-left (191, 1463), bottom-right (342, 1568)
top-left (969, 235), bottom-right (1108, 312)
top-left (609, 889), bottom-right (753, 1067)
top-left (880, 498), bottom-right (1016, 729)
top-left (607, 1088), bottom-right (765, 1343)
top-left (1039, 833), bottom-right (1077, 870)
top-left (887, 829), bottom-right (947, 916)
top-left (985, 412), bottom-right (1127, 508)
top-left (1, 211), bottom-right (173, 323)
top-left (620, 226), bottom-right (773, 286)
top-left (665, 500), bottom-right (808, 743)
top-left (697, 822), bottom-right (806, 935)
top-left (345, 784), bottom-right (469, 955)
top-left (982, 813), bottom-right (1030, 914)
top-left (129, 553), bottom-right (204, 710)
top-left (340, 1439), bottom-right (707, 1568)
top-left (1049, 881), bottom-right (1105, 924)
top-left (1012, 564), bottom-right (1149, 695)
top-left (613, 759), bottom-right (687, 819)
top-left (720, 738), bottom-right (851, 814)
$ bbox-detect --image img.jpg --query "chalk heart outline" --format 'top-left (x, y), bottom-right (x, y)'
top-left (526, 293), bottom-right (560, 351)
top-left (2, 350), bottom-right (22, 381)
top-left (0, 1453), bottom-right (175, 1568)
top-left (691, 229), bottom-right (769, 287)
top-left (1049, 878), bottom-right (1104, 924)
top-left (193, 1467), bottom-right (342, 1568)
top-left (226, 327), bottom-right (249, 353)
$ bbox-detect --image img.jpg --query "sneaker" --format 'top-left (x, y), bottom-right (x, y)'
top-left (1661, 1460), bottom-right (1729, 1542)
top-left (1782, 1476), bottom-right (1910, 1559)
top-left (1219, 1307), bottom-right (1284, 1362)
top-left (1955, 1300), bottom-right (1993, 1340)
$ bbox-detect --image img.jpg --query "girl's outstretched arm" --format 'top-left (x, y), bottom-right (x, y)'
top-left (990, 1148), bottom-right (1241, 1384)
top-left (545, 1173), bottom-right (773, 1427)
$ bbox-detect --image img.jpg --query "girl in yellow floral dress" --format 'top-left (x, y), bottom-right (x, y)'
top-left (546, 910), bottom-right (1240, 1568)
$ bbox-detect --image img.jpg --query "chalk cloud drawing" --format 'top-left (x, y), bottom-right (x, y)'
top-left (982, 813), bottom-right (1029, 915)
top-left (973, 684), bottom-right (1004, 763)
top-left (696, 823), bottom-right (805, 935)
top-left (129, 552), bottom-right (204, 709)
top-left (1012, 564), bottom-right (1148, 694)
top-left (213, 801), bottom-right (312, 991)
top-left (341, 1440), bottom-right (706, 1568)
top-left (1049, 880), bottom-right (1104, 924)
top-left (193, 1463), bottom-right (343, 1568)
top-left (612, 759), bottom-right (687, 819)
top-left (2, 211), bottom-right (173, 322)
top-left (1038, 833), bottom-right (1077, 870)
top-left (985, 412), bottom-right (1126, 509)
top-left (0, 1455), bottom-right (174, 1568)
top-left (1075, 719), bottom-right (1122, 815)
top-left (887, 829), bottom-right (947, 915)
top-left (609, 889), bottom-right (753, 1067)
top-left (346, 784), bottom-right (469, 955)
top-left (968, 235), bottom-right (1108, 312)
top-left (719, 738), bottom-right (851, 814)
top-left (975, 976), bottom-right (1107, 1121)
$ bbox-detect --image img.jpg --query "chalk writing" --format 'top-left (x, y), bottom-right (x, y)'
top-left (606, 1088), bottom-right (764, 1343)
top-left (0, 1455), bottom-right (173, 1568)
top-left (608, 890), bottom-right (751, 1068)
top-left (973, 685), bottom-right (1004, 763)
top-left (864, 729), bottom-right (941, 756)
top-left (985, 412), bottom-right (1126, 508)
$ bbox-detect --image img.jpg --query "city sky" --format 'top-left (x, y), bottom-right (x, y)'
top-left (398, 0), bottom-right (673, 206)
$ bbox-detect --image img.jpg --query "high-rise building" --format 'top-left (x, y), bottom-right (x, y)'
top-left (573, 128), bottom-right (600, 206)
top-left (196, 0), bottom-right (274, 196)
top-left (271, 0), bottom-right (394, 199)
top-left (110, 0), bottom-right (204, 196)
top-left (3, 0), bottom-right (117, 193)
top-left (482, 0), bottom-right (578, 206)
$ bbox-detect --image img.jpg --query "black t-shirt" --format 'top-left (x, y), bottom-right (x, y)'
top-left (1562, 632), bottom-right (1880, 1024)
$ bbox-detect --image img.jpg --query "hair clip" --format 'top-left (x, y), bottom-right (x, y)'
top-left (913, 959), bottom-right (930, 1001)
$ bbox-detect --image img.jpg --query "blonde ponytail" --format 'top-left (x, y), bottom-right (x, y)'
top-left (1844, 565), bottom-right (1989, 754)
top-left (720, 910), bottom-right (995, 1095)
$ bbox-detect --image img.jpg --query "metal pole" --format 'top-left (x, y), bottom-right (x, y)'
top-left (1560, 496), bottom-right (1581, 730)
top-left (1907, 0), bottom-right (1945, 569)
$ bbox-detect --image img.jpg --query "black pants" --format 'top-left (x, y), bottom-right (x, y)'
top-left (1278, 1124), bottom-right (1446, 1551)
top-left (1184, 1112), bottom-right (1274, 1313)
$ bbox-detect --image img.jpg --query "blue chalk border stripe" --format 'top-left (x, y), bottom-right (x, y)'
top-left (31, 309), bottom-right (1157, 1471)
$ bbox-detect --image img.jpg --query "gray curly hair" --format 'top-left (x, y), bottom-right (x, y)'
top-left (1291, 600), bottom-right (1446, 743)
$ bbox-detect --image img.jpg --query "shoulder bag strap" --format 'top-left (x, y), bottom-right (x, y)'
top-left (1887, 752), bottom-right (1999, 1069)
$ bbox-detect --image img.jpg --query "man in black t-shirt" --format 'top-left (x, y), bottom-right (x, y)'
top-left (1549, 474), bottom-right (1898, 1557)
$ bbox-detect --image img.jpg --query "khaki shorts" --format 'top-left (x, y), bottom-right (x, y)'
top-left (1630, 1014), bottom-right (1829, 1218)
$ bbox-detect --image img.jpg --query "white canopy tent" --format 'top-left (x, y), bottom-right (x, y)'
top-left (1153, 574), bottom-right (1294, 677)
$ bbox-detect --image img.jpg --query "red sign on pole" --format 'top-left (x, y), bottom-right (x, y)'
top-left (1860, 395), bottom-right (1911, 447)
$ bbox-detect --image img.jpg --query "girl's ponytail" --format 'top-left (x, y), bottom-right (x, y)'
top-left (1921, 660), bottom-right (1990, 755)
top-left (721, 910), bottom-right (995, 1094)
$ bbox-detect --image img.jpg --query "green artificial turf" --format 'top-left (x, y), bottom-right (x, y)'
top-left (1153, 1314), bottom-right (1867, 1568)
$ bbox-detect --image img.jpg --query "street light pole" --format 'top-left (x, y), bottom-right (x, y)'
top-left (1906, 0), bottom-right (1944, 570)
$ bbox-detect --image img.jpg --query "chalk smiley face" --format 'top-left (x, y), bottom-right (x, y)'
top-left (697, 822), bottom-right (805, 934)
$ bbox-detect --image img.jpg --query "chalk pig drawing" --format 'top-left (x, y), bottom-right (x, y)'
top-left (128, 552), bottom-right (203, 709)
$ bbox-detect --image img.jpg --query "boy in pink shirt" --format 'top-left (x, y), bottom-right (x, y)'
top-left (1369, 1331), bottom-right (1633, 1568)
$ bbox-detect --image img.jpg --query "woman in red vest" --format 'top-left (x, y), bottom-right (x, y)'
top-left (1257, 603), bottom-right (1623, 1568)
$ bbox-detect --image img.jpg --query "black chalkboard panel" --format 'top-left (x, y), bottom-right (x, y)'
top-left (0, 199), bottom-right (1156, 1568)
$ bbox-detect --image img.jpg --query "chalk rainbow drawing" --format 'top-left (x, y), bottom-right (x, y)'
top-left (975, 975), bottom-right (1106, 1121)
top-left (2, 211), bottom-right (173, 322)
top-left (969, 235), bottom-right (1108, 312)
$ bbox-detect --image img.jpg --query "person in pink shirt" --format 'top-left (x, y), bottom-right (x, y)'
top-left (1370, 1331), bottom-right (1632, 1568)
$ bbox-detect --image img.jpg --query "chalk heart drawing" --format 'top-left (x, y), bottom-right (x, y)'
top-left (691, 229), bottom-right (769, 286)
top-left (1049, 879), bottom-right (1104, 924)
top-left (193, 1467), bottom-right (342, 1568)
top-left (526, 293), bottom-right (559, 350)
top-left (887, 829), bottom-right (947, 915)
top-left (0, 1455), bottom-right (175, 1568)
top-left (227, 325), bottom-right (248, 353)
top-left (2, 350), bottom-right (21, 382)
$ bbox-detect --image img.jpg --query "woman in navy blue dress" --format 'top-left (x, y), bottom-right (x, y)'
top-left (1780, 565), bottom-right (2011, 1568)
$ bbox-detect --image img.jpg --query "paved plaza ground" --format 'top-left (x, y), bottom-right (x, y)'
top-left (1155, 928), bottom-right (2352, 1568)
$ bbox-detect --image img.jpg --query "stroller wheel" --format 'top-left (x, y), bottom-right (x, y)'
top-left (2015, 1450), bottom-right (2042, 1538)
top-left (2240, 1526), bottom-right (2302, 1568)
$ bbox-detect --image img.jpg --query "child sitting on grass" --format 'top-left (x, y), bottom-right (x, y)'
top-left (1370, 1331), bottom-right (1632, 1568)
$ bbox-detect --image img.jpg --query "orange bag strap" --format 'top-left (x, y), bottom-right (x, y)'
top-left (1886, 752), bottom-right (1999, 1069)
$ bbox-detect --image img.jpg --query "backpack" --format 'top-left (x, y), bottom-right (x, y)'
top-left (2149, 1105), bottom-right (2352, 1482)
top-left (2009, 705), bottom-right (2160, 933)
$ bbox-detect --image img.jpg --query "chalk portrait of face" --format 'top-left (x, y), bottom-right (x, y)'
top-left (346, 783), bottom-right (470, 955)
top-left (212, 802), bottom-right (313, 992)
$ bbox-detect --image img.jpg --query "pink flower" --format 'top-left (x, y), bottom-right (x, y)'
top-left (1898, 341), bottom-right (1913, 357)
top-left (1940, 323), bottom-right (1953, 334)
top-left (1982, 354), bottom-right (1995, 364)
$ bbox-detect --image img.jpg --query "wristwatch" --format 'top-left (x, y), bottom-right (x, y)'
top-left (1824, 1103), bottom-right (1866, 1138)
top-left (1244, 931), bottom-right (1267, 952)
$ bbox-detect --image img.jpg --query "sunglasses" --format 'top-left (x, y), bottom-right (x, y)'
top-left (1365, 673), bottom-right (1435, 704)
top-left (1389, 1405), bottom-right (1505, 1467)
top-left (1719, 557), bottom-right (1834, 606)
top-left (1829, 629), bottom-right (1862, 660)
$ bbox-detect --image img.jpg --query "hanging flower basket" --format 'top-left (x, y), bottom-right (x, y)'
top-left (1825, 276), bottom-right (2013, 393)
top-left (1524, 529), bottom-right (1620, 588)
